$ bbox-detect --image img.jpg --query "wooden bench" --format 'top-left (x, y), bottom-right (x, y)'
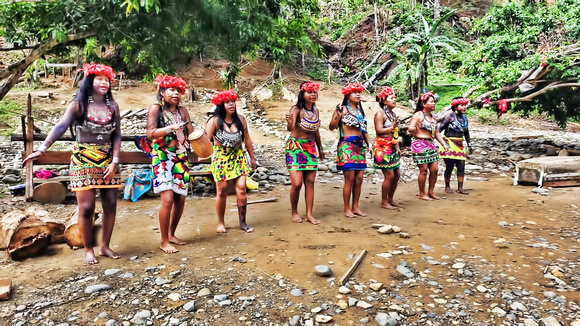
top-left (15, 94), bottom-right (211, 202)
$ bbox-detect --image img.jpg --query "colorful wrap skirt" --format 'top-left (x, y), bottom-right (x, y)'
top-left (439, 136), bottom-right (467, 161)
top-left (69, 143), bottom-right (122, 192)
top-left (411, 138), bottom-right (439, 165)
top-left (337, 136), bottom-right (367, 171)
top-left (151, 146), bottom-right (190, 196)
top-left (286, 137), bottom-right (318, 171)
top-left (210, 145), bottom-right (250, 182)
top-left (373, 136), bottom-right (400, 170)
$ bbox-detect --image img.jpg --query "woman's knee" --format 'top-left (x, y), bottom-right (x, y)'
top-left (78, 202), bottom-right (96, 218)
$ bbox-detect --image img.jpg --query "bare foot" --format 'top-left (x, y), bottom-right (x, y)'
top-left (344, 209), bottom-right (356, 218)
top-left (352, 209), bottom-right (367, 217)
top-left (84, 251), bottom-right (99, 265)
top-left (389, 201), bottom-right (404, 208)
top-left (160, 242), bottom-right (179, 254)
top-left (291, 214), bottom-right (303, 223)
top-left (418, 194), bottom-right (433, 201)
top-left (445, 187), bottom-right (454, 193)
top-left (428, 193), bottom-right (440, 200)
top-left (380, 203), bottom-right (397, 210)
top-left (305, 216), bottom-right (320, 225)
top-left (169, 236), bottom-right (187, 245)
top-left (217, 224), bottom-right (227, 233)
top-left (240, 222), bottom-right (254, 233)
top-left (99, 247), bottom-right (121, 259)
top-left (456, 189), bottom-right (469, 195)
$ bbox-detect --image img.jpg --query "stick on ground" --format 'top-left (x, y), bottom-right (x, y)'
top-left (339, 249), bottom-right (367, 285)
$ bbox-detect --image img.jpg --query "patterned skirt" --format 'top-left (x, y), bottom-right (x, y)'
top-left (210, 145), bottom-right (250, 182)
top-left (151, 146), bottom-right (190, 196)
top-left (286, 137), bottom-right (318, 171)
top-left (337, 136), bottom-right (367, 171)
top-left (69, 143), bottom-right (122, 192)
top-left (439, 136), bottom-right (466, 161)
top-left (373, 136), bottom-right (400, 170)
top-left (411, 138), bottom-right (439, 165)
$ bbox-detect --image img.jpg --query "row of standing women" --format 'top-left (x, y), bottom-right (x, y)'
top-left (23, 63), bottom-right (472, 264)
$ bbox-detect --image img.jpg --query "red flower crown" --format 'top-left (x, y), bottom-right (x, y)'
top-left (377, 87), bottom-right (395, 100)
top-left (450, 97), bottom-right (470, 107)
top-left (420, 91), bottom-right (434, 102)
top-left (342, 83), bottom-right (364, 95)
top-left (155, 74), bottom-right (187, 95)
top-left (301, 82), bottom-right (320, 93)
top-left (212, 89), bottom-right (239, 106)
top-left (83, 63), bottom-right (115, 81)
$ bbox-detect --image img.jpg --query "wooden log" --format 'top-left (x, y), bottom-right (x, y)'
top-left (0, 210), bottom-right (27, 250)
top-left (24, 206), bottom-right (65, 244)
top-left (339, 249), bottom-right (367, 285)
top-left (63, 207), bottom-right (102, 250)
top-left (7, 217), bottom-right (52, 261)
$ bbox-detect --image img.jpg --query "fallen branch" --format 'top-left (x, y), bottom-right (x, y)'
top-left (231, 198), bottom-right (278, 206)
top-left (339, 249), bottom-right (367, 285)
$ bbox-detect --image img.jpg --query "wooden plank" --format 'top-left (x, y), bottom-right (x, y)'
top-left (339, 249), bottom-right (367, 285)
top-left (45, 63), bottom-right (77, 68)
top-left (544, 180), bottom-right (580, 187)
top-left (24, 151), bottom-right (210, 165)
top-left (25, 94), bottom-right (34, 201)
top-left (11, 133), bottom-right (140, 142)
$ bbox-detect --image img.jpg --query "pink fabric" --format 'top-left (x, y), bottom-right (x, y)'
top-left (34, 169), bottom-right (58, 179)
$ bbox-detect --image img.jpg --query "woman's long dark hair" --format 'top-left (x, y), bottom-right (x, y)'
top-left (213, 102), bottom-right (244, 137)
top-left (341, 94), bottom-right (365, 117)
top-left (70, 74), bottom-right (115, 135)
top-left (295, 81), bottom-right (316, 110)
top-left (155, 87), bottom-right (181, 128)
top-left (416, 94), bottom-right (434, 113)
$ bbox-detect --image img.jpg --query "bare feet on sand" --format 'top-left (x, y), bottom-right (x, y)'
top-left (428, 193), bottom-right (441, 200)
top-left (84, 251), bottom-right (99, 265)
top-left (381, 203), bottom-right (397, 210)
top-left (305, 216), bottom-right (320, 225)
top-left (418, 194), bottom-right (433, 201)
top-left (389, 201), bottom-right (404, 208)
top-left (169, 236), bottom-right (187, 245)
top-left (291, 214), bottom-right (303, 223)
top-left (240, 222), bottom-right (254, 233)
top-left (445, 187), bottom-right (454, 193)
top-left (217, 224), bottom-right (227, 233)
top-left (457, 189), bottom-right (469, 195)
top-left (344, 209), bottom-right (356, 218)
top-left (352, 208), bottom-right (367, 217)
top-left (99, 247), bottom-right (121, 259)
top-left (160, 242), bottom-right (179, 254)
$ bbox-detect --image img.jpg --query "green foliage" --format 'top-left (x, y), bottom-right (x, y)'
top-left (466, 107), bottom-right (508, 125)
top-left (0, 99), bottom-right (21, 119)
top-left (430, 84), bottom-right (460, 111)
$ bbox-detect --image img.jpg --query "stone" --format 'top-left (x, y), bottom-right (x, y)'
top-left (523, 319), bottom-right (539, 326)
top-left (167, 293), bottom-right (181, 301)
top-left (356, 300), bottom-right (372, 309)
top-left (104, 269), bottom-right (121, 276)
top-left (105, 320), bottom-right (116, 326)
top-left (360, 318), bottom-right (370, 324)
top-left (540, 316), bottom-right (561, 326)
top-left (315, 315), bottom-right (333, 323)
top-left (491, 307), bottom-right (507, 317)
top-left (399, 232), bottom-right (410, 238)
top-left (395, 265), bottom-right (414, 278)
top-left (154, 277), bottom-right (171, 285)
top-left (378, 225), bottom-right (394, 234)
top-left (289, 315), bottom-right (301, 326)
top-left (85, 284), bottom-right (111, 294)
top-left (197, 288), bottom-right (211, 296)
top-left (543, 291), bottom-right (557, 299)
top-left (338, 286), bottom-right (351, 294)
top-left (376, 312), bottom-right (398, 326)
top-left (315, 265), bottom-right (333, 277)
top-left (290, 288), bottom-right (303, 297)
top-left (369, 283), bottom-right (383, 291)
top-left (213, 294), bottom-right (228, 302)
top-left (434, 298), bottom-right (447, 304)
top-left (476, 285), bottom-right (487, 293)
top-left (183, 301), bottom-right (196, 312)
top-left (510, 302), bottom-right (527, 311)
top-left (452, 263), bottom-right (465, 269)
top-left (348, 297), bottom-right (358, 307)
top-left (130, 310), bottom-right (151, 325)
top-left (392, 226), bottom-right (401, 233)
top-left (311, 307), bottom-right (323, 313)
top-left (218, 300), bottom-right (231, 306)
top-left (337, 300), bottom-right (348, 309)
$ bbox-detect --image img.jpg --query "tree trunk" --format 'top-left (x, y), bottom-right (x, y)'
top-left (374, 3), bottom-right (379, 42)
top-left (64, 207), bottom-right (102, 250)
top-left (434, 0), bottom-right (441, 20)
top-left (0, 31), bottom-right (95, 101)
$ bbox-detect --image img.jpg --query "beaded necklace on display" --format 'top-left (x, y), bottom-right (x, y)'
top-left (86, 95), bottom-right (113, 123)
top-left (346, 104), bottom-right (367, 132)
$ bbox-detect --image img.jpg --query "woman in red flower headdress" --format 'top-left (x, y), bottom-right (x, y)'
top-left (373, 87), bottom-right (403, 209)
top-left (408, 92), bottom-right (449, 200)
top-left (438, 97), bottom-right (472, 194)
top-left (145, 74), bottom-right (194, 254)
top-left (23, 63), bottom-right (122, 264)
top-left (329, 82), bottom-right (369, 218)
top-left (205, 89), bottom-right (257, 233)
top-left (285, 81), bottom-right (325, 224)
